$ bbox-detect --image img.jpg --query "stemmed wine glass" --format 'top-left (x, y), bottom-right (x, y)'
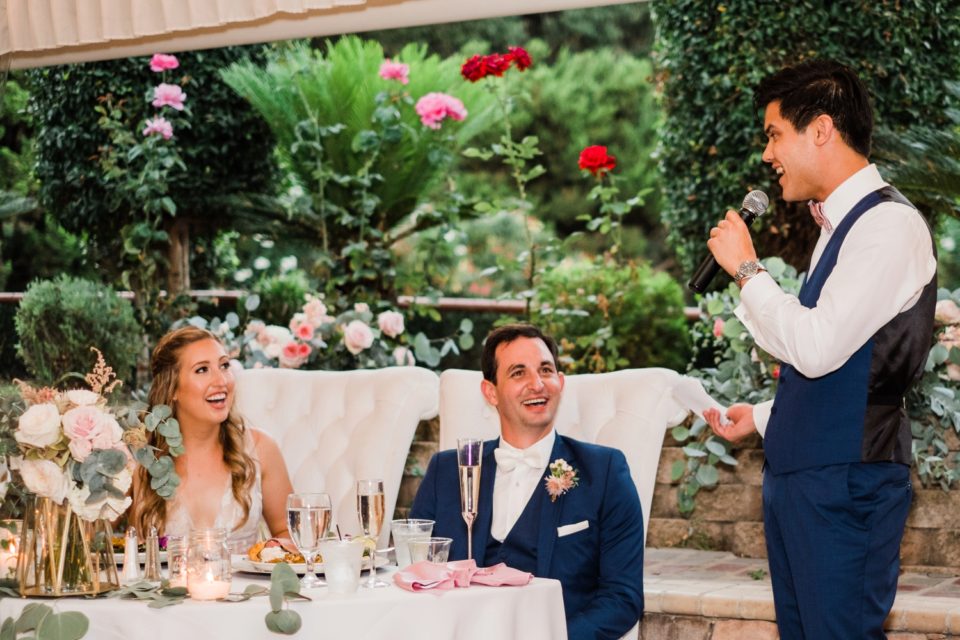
top-left (457, 438), bottom-right (483, 560)
top-left (286, 492), bottom-right (332, 589)
top-left (356, 479), bottom-right (388, 588)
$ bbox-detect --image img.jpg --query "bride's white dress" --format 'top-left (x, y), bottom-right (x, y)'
top-left (164, 429), bottom-right (263, 554)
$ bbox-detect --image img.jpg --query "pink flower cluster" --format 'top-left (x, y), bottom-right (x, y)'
top-left (544, 458), bottom-right (579, 502)
top-left (415, 92), bottom-right (467, 130)
top-left (379, 59), bottom-right (410, 85)
top-left (142, 53), bottom-right (187, 140)
top-left (142, 117), bottom-right (173, 140)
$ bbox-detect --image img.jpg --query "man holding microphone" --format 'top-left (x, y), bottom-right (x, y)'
top-left (703, 60), bottom-right (937, 639)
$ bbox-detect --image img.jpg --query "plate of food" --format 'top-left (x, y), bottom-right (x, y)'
top-left (234, 540), bottom-right (387, 575)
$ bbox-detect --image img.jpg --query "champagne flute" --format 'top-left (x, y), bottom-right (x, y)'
top-left (286, 492), bottom-right (332, 589)
top-left (457, 438), bottom-right (483, 560)
top-left (356, 479), bottom-right (388, 588)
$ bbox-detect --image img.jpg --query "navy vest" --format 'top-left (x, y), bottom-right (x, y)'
top-left (483, 486), bottom-right (542, 573)
top-left (763, 187), bottom-right (936, 475)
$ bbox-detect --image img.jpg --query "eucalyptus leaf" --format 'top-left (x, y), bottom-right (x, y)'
top-left (36, 611), bottom-right (89, 640)
top-left (152, 405), bottom-right (173, 421)
top-left (696, 464), bottom-right (719, 487)
top-left (14, 603), bottom-right (51, 633)
top-left (265, 610), bottom-right (302, 635)
top-left (705, 439), bottom-right (728, 457)
top-left (269, 564), bottom-right (300, 611)
top-left (1, 617), bottom-right (14, 640)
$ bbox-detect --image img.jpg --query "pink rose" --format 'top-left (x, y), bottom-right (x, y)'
top-left (935, 299), bottom-right (960, 325)
top-left (354, 303), bottom-right (370, 314)
top-left (62, 405), bottom-right (105, 442)
top-left (279, 341), bottom-right (305, 369)
top-left (378, 311), bottom-right (405, 338)
top-left (297, 342), bottom-right (311, 359)
top-left (379, 59), bottom-right (410, 85)
top-left (142, 116), bottom-right (174, 140)
top-left (68, 438), bottom-right (93, 463)
top-left (415, 93), bottom-right (467, 130)
top-left (712, 318), bottom-right (724, 338)
top-left (20, 459), bottom-right (69, 504)
top-left (343, 320), bottom-right (374, 355)
top-left (152, 83), bottom-right (186, 111)
top-left (295, 322), bottom-right (315, 341)
top-left (393, 346), bottom-right (415, 367)
top-left (90, 414), bottom-right (122, 451)
top-left (303, 298), bottom-right (328, 325)
top-left (149, 53), bottom-right (179, 72)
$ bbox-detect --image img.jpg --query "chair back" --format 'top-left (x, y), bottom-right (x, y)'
top-left (438, 368), bottom-right (690, 544)
top-left (235, 366), bottom-right (440, 546)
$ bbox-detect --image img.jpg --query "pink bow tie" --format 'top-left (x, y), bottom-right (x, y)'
top-left (494, 447), bottom-right (545, 472)
top-left (808, 200), bottom-right (833, 232)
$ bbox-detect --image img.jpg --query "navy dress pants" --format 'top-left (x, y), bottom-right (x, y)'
top-left (762, 462), bottom-right (911, 640)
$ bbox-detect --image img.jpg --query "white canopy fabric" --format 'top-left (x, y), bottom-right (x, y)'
top-left (1, 0), bottom-right (641, 70)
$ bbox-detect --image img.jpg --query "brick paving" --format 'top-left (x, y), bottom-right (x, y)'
top-left (642, 548), bottom-right (960, 638)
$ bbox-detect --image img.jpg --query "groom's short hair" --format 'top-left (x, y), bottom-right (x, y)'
top-left (481, 324), bottom-right (560, 383)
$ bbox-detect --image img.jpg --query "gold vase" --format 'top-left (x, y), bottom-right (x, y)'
top-left (16, 496), bottom-right (119, 597)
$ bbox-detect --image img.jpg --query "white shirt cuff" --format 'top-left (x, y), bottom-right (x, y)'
top-left (753, 400), bottom-right (773, 438)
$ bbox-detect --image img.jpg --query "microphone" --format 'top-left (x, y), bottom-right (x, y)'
top-left (688, 190), bottom-right (769, 293)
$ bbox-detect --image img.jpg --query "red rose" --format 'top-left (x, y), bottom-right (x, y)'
top-left (461, 55), bottom-right (487, 82)
top-left (507, 46), bottom-right (532, 71)
top-left (484, 53), bottom-right (511, 77)
top-left (772, 364), bottom-right (781, 379)
top-left (578, 145), bottom-right (617, 176)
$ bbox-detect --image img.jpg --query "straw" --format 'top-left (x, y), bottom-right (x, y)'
top-left (336, 525), bottom-right (343, 541)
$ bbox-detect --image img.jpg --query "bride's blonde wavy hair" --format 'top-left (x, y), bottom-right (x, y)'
top-left (131, 326), bottom-right (256, 536)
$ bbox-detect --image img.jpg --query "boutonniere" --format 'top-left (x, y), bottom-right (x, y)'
top-left (544, 458), bottom-right (579, 502)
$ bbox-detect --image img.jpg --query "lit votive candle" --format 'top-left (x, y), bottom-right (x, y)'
top-left (0, 521), bottom-right (20, 581)
top-left (188, 573), bottom-right (231, 601)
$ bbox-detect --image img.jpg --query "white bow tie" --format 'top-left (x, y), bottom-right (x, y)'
top-left (494, 447), bottom-right (545, 473)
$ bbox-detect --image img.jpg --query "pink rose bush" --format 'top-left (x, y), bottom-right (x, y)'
top-left (141, 53), bottom-right (187, 140)
top-left (379, 59), bottom-right (410, 85)
top-left (415, 93), bottom-right (467, 130)
top-left (10, 350), bottom-right (182, 520)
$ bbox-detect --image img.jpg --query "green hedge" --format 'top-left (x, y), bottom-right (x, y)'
top-left (15, 276), bottom-right (141, 385)
top-left (653, 1), bottom-right (960, 276)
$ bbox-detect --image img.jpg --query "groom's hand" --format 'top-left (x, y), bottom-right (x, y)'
top-left (705, 403), bottom-right (756, 443)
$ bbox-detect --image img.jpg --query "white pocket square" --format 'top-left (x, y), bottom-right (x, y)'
top-left (557, 520), bottom-right (590, 537)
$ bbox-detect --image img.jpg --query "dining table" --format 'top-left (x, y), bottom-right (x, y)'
top-left (0, 566), bottom-right (568, 640)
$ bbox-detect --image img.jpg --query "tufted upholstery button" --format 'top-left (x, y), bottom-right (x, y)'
top-left (235, 367), bottom-right (440, 547)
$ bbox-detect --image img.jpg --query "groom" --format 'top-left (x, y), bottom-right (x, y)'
top-left (411, 324), bottom-right (644, 640)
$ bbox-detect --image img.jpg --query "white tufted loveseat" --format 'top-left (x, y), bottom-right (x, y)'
top-left (438, 368), bottom-right (693, 546)
top-left (235, 366), bottom-right (440, 546)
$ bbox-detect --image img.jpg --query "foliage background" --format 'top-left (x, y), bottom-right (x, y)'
top-left (654, 0), bottom-right (960, 277)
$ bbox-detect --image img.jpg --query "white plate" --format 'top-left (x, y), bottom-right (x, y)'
top-left (114, 551), bottom-right (168, 565)
top-left (232, 554), bottom-right (388, 575)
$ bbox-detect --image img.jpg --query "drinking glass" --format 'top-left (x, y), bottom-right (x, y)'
top-left (457, 438), bottom-right (483, 560)
top-left (356, 479), bottom-right (388, 588)
top-left (286, 492), bottom-right (332, 589)
top-left (408, 537), bottom-right (453, 564)
top-left (390, 519), bottom-right (434, 568)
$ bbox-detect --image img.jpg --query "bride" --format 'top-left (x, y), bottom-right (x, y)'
top-left (131, 326), bottom-right (294, 553)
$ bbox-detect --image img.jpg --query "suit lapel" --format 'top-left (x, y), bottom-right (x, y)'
top-left (535, 435), bottom-right (569, 576)
top-left (471, 438), bottom-right (499, 563)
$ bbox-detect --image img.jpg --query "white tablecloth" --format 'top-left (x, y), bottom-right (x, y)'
top-left (0, 569), bottom-right (568, 640)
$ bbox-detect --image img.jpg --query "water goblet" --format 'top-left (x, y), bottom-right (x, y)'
top-left (286, 492), bottom-right (332, 589)
top-left (356, 479), bottom-right (388, 588)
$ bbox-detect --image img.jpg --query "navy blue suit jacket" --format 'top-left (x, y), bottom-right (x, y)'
top-left (410, 435), bottom-right (645, 640)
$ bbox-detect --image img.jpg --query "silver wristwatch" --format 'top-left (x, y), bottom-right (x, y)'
top-left (734, 260), bottom-right (766, 284)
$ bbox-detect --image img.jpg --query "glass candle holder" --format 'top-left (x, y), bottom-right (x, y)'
top-left (186, 529), bottom-right (231, 601)
top-left (0, 519), bottom-right (21, 582)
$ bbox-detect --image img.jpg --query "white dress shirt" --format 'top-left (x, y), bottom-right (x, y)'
top-left (491, 430), bottom-right (556, 542)
top-left (735, 164), bottom-right (936, 436)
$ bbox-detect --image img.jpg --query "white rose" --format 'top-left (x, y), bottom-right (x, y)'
top-left (936, 299), bottom-right (960, 326)
top-left (343, 321), bottom-right (374, 355)
top-left (20, 459), bottom-right (69, 504)
top-left (378, 311), bottom-right (405, 338)
top-left (16, 403), bottom-right (63, 448)
top-left (65, 389), bottom-right (100, 406)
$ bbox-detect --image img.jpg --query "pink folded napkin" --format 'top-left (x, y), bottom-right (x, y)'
top-left (393, 559), bottom-right (533, 593)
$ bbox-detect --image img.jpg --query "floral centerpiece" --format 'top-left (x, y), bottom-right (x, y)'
top-left (10, 349), bottom-right (181, 596)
